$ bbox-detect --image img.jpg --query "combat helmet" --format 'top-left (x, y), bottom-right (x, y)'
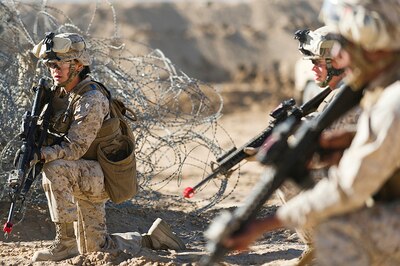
top-left (32, 32), bottom-right (91, 65)
top-left (32, 32), bottom-right (91, 87)
top-left (294, 26), bottom-right (335, 60)
top-left (320, 0), bottom-right (400, 52)
top-left (294, 26), bottom-right (344, 87)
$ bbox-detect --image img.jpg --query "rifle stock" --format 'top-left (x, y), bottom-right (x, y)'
top-left (3, 78), bottom-right (52, 236)
top-left (200, 85), bottom-right (364, 265)
top-left (183, 87), bottom-right (331, 198)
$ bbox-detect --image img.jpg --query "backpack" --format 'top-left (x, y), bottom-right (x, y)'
top-left (71, 79), bottom-right (138, 204)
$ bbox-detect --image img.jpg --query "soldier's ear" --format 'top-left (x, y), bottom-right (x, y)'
top-left (74, 60), bottom-right (84, 71)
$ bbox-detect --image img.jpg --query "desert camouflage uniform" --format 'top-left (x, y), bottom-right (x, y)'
top-left (41, 78), bottom-right (111, 253)
top-left (277, 62), bottom-right (400, 265)
top-left (41, 78), bottom-right (163, 256)
top-left (318, 87), bottom-right (361, 132)
top-left (306, 84), bottom-right (361, 132)
top-left (30, 34), bottom-right (167, 260)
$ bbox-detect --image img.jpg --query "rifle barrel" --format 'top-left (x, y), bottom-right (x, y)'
top-left (183, 126), bottom-right (274, 198)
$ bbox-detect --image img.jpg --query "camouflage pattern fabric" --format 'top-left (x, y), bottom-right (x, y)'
top-left (315, 201), bottom-right (400, 266)
top-left (75, 194), bottom-right (107, 253)
top-left (321, 0), bottom-right (400, 52)
top-left (43, 158), bottom-right (144, 254)
top-left (317, 86), bottom-right (361, 132)
top-left (305, 84), bottom-right (361, 132)
top-left (103, 232), bottom-right (143, 256)
top-left (41, 81), bottom-right (109, 162)
top-left (42, 79), bottom-right (111, 253)
top-left (42, 159), bottom-right (107, 222)
top-left (0, 1), bottom-right (235, 214)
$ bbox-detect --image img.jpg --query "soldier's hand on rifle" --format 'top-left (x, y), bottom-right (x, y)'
top-left (29, 150), bottom-right (43, 168)
top-left (243, 147), bottom-right (259, 162)
top-left (314, 130), bottom-right (356, 167)
top-left (320, 130), bottom-right (356, 149)
top-left (223, 215), bottom-right (284, 251)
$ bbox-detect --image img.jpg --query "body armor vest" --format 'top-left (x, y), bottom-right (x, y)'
top-left (45, 78), bottom-right (120, 160)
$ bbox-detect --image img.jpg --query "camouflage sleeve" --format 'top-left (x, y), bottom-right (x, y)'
top-left (303, 88), bottom-right (361, 130)
top-left (41, 90), bottom-right (109, 162)
top-left (328, 106), bottom-right (361, 131)
top-left (276, 82), bottom-right (400, 229)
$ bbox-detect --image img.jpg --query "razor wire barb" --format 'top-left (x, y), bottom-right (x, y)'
top-left (0, 0), bottom-right (242, 218)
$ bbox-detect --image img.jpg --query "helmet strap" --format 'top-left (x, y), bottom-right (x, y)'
top-left (320, 58), bottom-right (344, 87)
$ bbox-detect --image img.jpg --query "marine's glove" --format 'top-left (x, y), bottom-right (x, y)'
top-left (29, 149), bottom-right (43, 168)
top-left (310, 130), bottom-right (356, 168)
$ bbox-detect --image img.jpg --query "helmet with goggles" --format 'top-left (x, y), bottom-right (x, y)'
top-left (294, 26), bottom-right (344, 88)
top-left (294, 26), bottom-right (335, 60)
top-left (32, 32), bottom-right (91, 66)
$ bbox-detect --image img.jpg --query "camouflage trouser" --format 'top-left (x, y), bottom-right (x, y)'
top-left (314, 201), bottom-right (400, 266)
top-left (42, 159), bottom-right (109, 253)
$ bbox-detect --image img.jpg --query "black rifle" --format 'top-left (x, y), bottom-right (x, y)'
top-left (3, 78), bottom-right (52, 236)
top-left (183, 87), bottom-right (331, 198)
top-left (199, 85), bottom-right (364, 265)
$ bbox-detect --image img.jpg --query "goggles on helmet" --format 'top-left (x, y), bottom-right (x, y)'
top-left (294, 29), bottom-right (314, 57)
top-left (42, 32), bottom-right (59, 61)
top-left (294, 28), bottom-right (334, 59)
top-left (32, 32), bottom-right (91, 66)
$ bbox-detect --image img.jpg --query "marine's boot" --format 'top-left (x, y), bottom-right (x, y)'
top-left (142, 218), bottom-right (186, 250)
top-left (32, 222), bottom-right (79, 261)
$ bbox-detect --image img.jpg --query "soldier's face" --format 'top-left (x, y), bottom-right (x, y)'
top-left (47, 60), bottom-right (72, 86)
top-left (311, 59), bottom-right (328, 85)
